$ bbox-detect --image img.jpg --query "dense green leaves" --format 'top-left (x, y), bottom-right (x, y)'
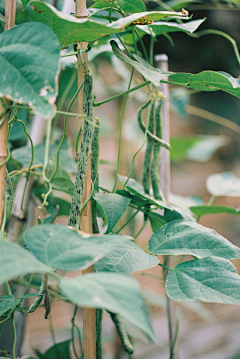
top-left (95, 240), bottom-right (159, 274)
top-left (166, 257), bottom-right (240, 304)
top-left (60, 272), bottom-right (156, 340)
top-left (0, 22), bottom-right (60, 118)
top-left (0, 242), bottom-right (52, 284)
top-left (148, 219), bottom-right (240, 259)
top-left (30, 1), bottom-right (122, 48)
top-left (169, 71), bottom-right (240, 98)
top-left (24, 224), bottom-right (131, 271)
top-left (94, 193), bottom-right (131, 233)
top-left (206, 172), bottom-right (240, 197)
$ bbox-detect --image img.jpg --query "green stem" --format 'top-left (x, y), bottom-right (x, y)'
top-left (158, 262), bottom-right (171, 271)
top-left (207, 195), bottom-right (216, 206)
top-left (12, 313), bottom-right (17, 359)
top-left (93, 81), bottom-right (151, 107)
top-left (16, 119), bottom-right (34, 210)
top-left (0, 111), bottom-right (9, 128)
top-left (115, 210), bottom-right (139, 234)
top-left (116, 34), bottom-right (134, 59)
top-left (134, 218), bottom-right (148, 240)
top-left (112, 68), bottom-right (134, 192)
top-left (49, 79), bottom-right (85, 183)
top-left (189, 29), bottom-right (240, 67)
top-left (48, 312), bottom-right (57, 349)
top-left (0, 147), bottom-right (10, 168)
top-left (71, 305), bottom-right (80, 359)
top-left (149, 35), bottom-right (155, 66)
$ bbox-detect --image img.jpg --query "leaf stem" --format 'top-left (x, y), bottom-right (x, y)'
top-left (134, 218), bottom-right (148, 240)
top-left (12, 313), bottom-right (17, 359)
top-left (93, 82), bottom-right (151, 107)
top-left (115, 210), bottom-right (139, 234)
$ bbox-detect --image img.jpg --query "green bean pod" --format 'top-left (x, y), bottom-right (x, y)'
top-left (142, 100), bottom-right (155, 195)
top-left (44, 274), bottom-right (51, 319)
top-left (68, 72), bottom-right (93, 229)
top-left (137, 100), bottom-right (170, 150)
top-left (5, 169), bottom-right (13, 221)
top-left (109, 312), bottom-right (134, 355)
top-left (91, 118), bottom-right (100, 234)
top-left (151, 99), bottom-right (163, 200)
top-left (27, 275), bottom-right (45, 314)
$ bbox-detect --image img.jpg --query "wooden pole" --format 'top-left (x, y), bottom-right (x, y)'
top-left (155, 54), bottom-right (179, 359)
top-left (75, 1), bottom-right (96, 358)
top-left (0, 0), bottom-right (16, 228)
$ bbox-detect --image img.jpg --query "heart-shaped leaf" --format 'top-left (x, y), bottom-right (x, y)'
top-left (166, 257), bottom-right (240, 304)
top-left (148, 219), bottom-right (240, 259)
top-left (60, 272), bottom-right (156, 341)
top-left (0, 22), bottom-right (60, 118)
top-left (94, 193), bottom-right (131, 233)
top-left (24, 224), bottom-right (131, 271)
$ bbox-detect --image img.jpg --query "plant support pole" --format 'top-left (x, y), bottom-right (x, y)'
top-left (155, 54), bottom-right (179, 359)
top-left (0, 0), bottom-right (16, 228)
top-left (75, 1), bottom-right (96, 359)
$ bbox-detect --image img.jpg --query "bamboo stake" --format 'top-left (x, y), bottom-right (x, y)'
top-left (155, 54), bottom-right (179, 359)
top-left (75, 1), bottom-right (96, 358)
top-left (0, 0), bottom-right (16, 228)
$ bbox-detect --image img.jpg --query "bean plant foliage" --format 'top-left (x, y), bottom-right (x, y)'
top-left (0, 0), bottom-right (240, 357)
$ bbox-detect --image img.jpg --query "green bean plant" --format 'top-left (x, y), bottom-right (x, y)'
top-left (0, 0), bottom-right (240, 358)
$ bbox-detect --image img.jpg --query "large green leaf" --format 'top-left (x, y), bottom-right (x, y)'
top-left (95, 240), bottom-right (159, 274)
top-left (0, 22), bottom-right (60, 118)
top-left (12, 139), bottom-right (76, 173)
top-left (168, 71), bottom-right (240, 98)
top-left (206, 172), bottom-right (240, 197)
top-left (111, 41), bottom-right (173, 87)
top-left (60, 272), bottom-right (156, 340)
top-left (190, 205), bottom-right (240, 218)
top-left (148, 219), bottom-right (240, 259)
top-left (150, 18), bottom-right (205, 36)
top-left (24, 224), bottom-right (131, 271)
top-left (30, 1), bottom-right (122, 48)
top-left (166, 257), bottom-right (240, 304)
top-left (0, 242), bottom-right (52, 285)
top-left (92, 0), bottom-right (147, 13)
top-left (94, 193), bottom-right (131, 233)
